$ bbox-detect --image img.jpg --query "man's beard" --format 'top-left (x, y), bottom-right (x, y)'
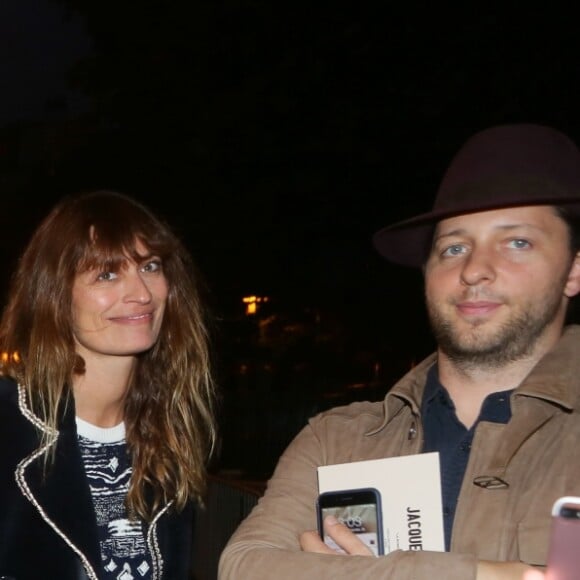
top-left (426, 284), bottom-right (566, 371)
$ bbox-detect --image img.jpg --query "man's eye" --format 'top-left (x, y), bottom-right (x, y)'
top-left (441, 244), bottom-right (465, 257)
top-left (508, 239), bottom-right (531, 249)
top-left (96, 271), bottom-right (117, 281)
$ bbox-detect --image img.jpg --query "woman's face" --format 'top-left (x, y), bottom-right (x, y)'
top-left (71, 240), bottom-right (168, 362)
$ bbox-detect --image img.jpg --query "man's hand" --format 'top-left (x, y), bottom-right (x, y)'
top-left (299, 515), bottom-right (375, 556)
top-left (301, 520), bottom-right (543, 579)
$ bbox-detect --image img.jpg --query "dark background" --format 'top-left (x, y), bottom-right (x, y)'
top-left (2, 1), bottom-right (580, 476)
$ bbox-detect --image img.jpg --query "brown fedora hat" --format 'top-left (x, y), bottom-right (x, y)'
top-left (373, 123), bottom-right (580, 268)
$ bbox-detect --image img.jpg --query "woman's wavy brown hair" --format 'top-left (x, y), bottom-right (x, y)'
top-left (0, 190), bottom-right (218, 520)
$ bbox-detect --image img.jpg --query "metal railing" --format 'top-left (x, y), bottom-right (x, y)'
top-left (191, 474), bottom-right (266, 580)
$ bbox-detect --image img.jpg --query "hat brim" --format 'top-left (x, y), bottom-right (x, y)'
top-left (373, 196), bottom-right (580, 268)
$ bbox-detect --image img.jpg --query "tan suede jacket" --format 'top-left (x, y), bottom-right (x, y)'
top-left (219, 326), bottom-right (580, 580)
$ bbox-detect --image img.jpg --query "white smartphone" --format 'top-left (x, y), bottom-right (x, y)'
top-left (545, 496), bottom-right (580, 580)
top-left (316, 487), bottom-right (384, 556)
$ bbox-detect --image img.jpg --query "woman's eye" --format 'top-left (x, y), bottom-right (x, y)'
top-left (142, 259), bottom-right (162, 273)
top-left (96, 271), bottom-right (117, 282)
top-left (441, 244), bottom-right (465, 257)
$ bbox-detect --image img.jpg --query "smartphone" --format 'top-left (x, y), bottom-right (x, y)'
top-left (316, 487), bottom-right (384, 556)
top-left (546, 496), bottom-right (580, 580)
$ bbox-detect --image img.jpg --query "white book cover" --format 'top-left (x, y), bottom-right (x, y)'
top-left (317, 452), bottom-right (445, 554)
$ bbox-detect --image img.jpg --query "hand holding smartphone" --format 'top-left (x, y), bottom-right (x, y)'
top-left (546, 496), bottom-right (580, 580)
top-left (316, 487), bottom-right (384, 556)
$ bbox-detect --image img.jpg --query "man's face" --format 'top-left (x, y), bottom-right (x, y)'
top-left (424, 205), bottom-right (580, 368)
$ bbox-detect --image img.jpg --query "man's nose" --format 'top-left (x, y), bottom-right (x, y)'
top-left (460, 246), bottom-right (496, 286)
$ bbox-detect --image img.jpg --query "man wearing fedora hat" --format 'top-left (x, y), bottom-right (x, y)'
top-left (219, 123), bottom-right (580, 579)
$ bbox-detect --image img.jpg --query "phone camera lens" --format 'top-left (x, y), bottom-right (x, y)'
top-left (560, 506), bottom-right (580, 519)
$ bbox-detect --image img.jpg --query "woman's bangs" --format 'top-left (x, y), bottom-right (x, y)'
top-left (76, 225), bottom-right (154, 273)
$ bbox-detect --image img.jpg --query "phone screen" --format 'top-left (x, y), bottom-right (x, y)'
top-left (317, 488), bottom-right (384, 556)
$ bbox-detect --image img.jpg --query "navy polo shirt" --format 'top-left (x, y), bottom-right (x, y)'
top-left (421, 365), bottom-right (512, 551)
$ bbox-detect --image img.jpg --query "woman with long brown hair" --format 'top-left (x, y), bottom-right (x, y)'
top-left (0, 190), bottom-right (218, 579)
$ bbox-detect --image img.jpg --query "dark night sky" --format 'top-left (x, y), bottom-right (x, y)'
top-left (0, 0), bottom-right (91, 125)
top-left (1, 2), bottom-right (580, 355)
